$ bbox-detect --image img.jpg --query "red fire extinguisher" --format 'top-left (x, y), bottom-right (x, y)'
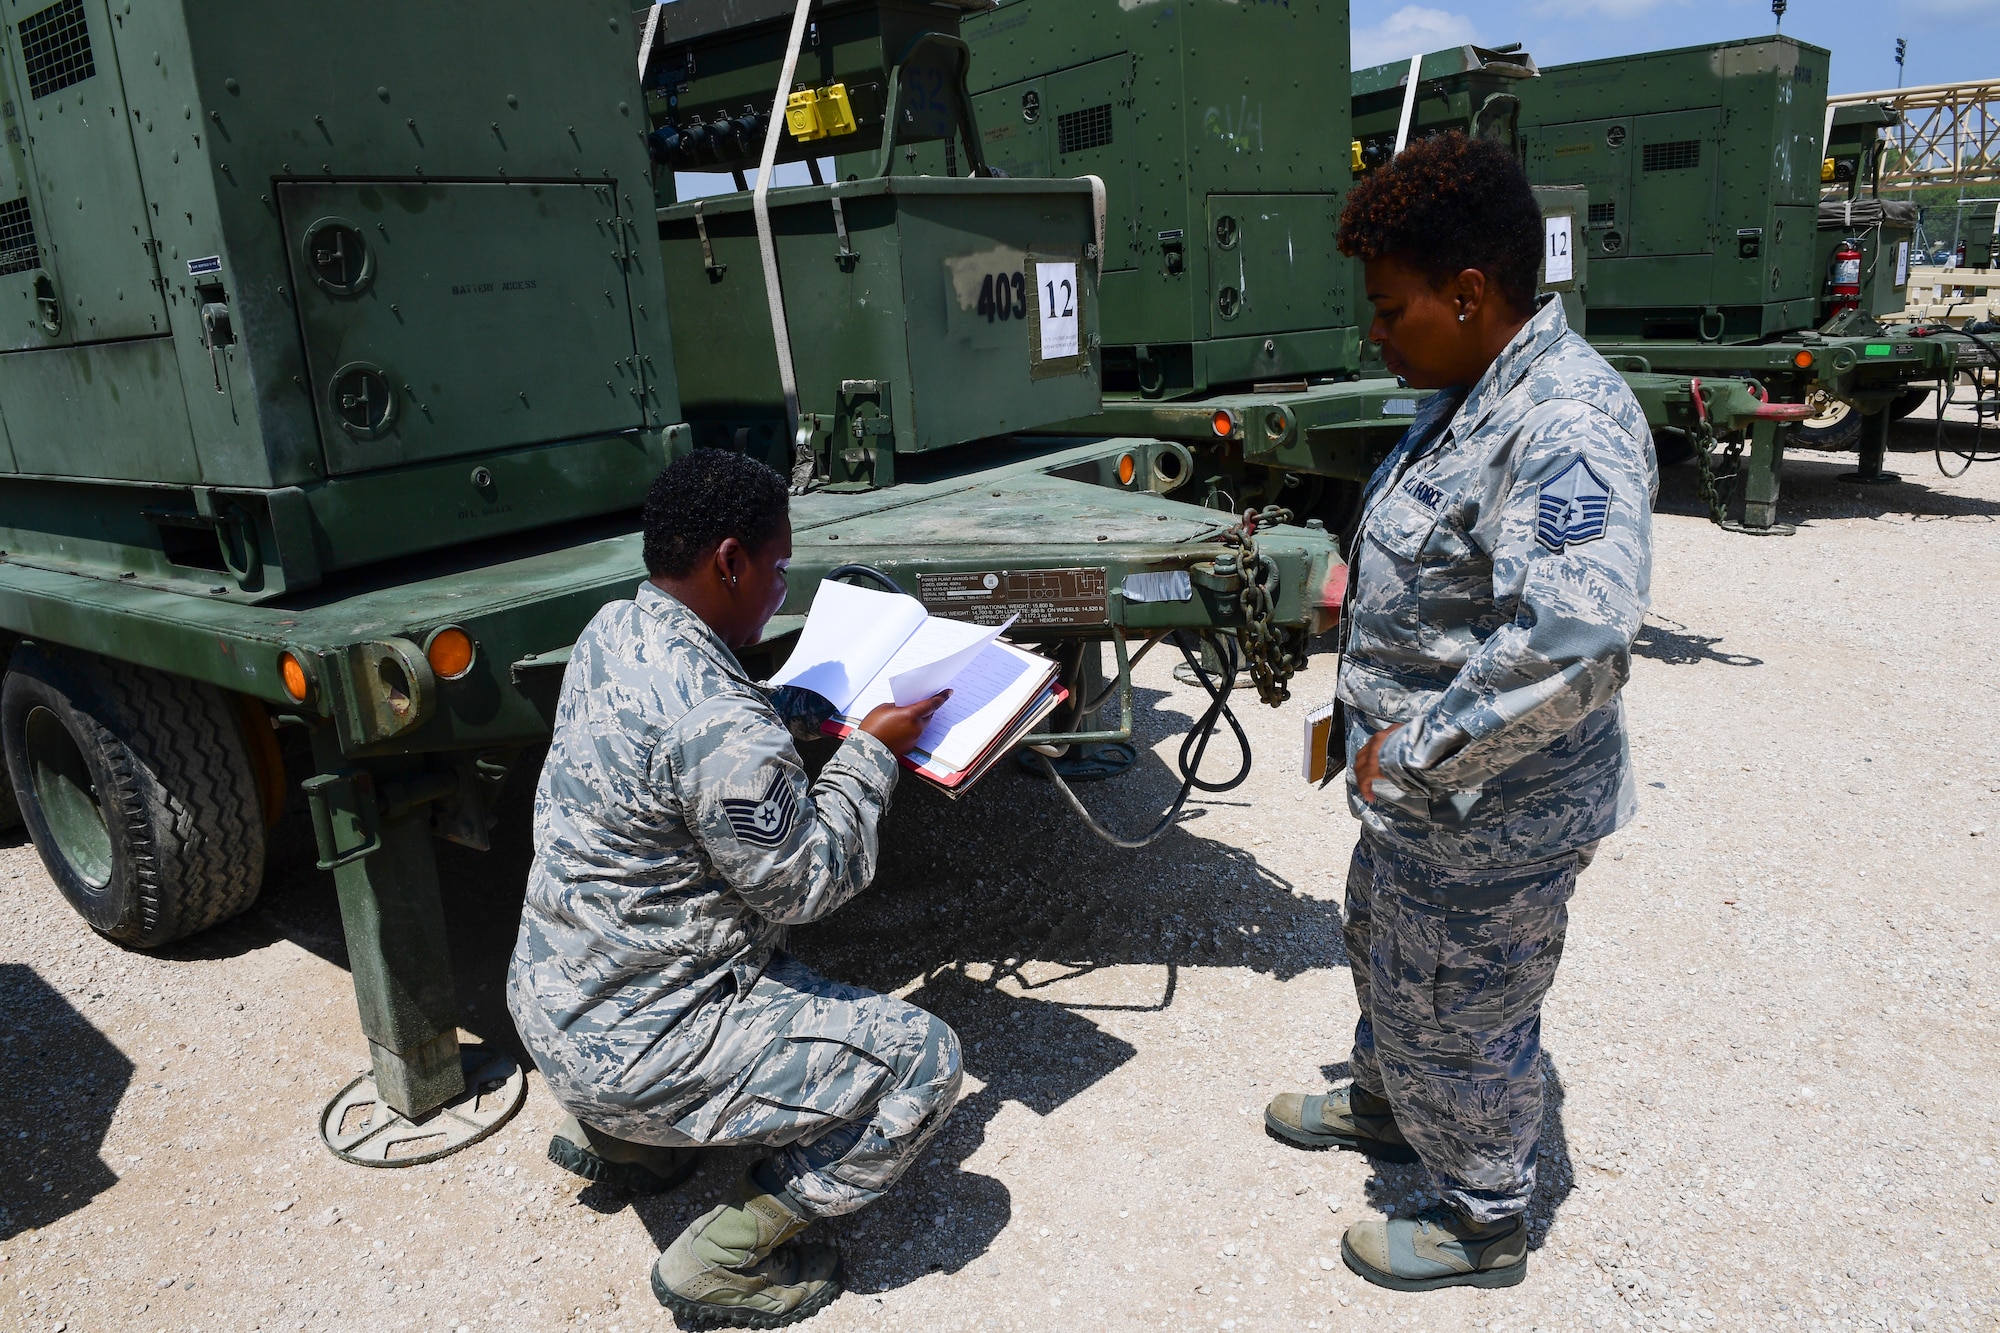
top-left (1829, 238), bottom-right (1863, 316)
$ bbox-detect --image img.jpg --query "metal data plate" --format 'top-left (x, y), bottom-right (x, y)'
top-left (917, 567), bottom-right (1109, 627)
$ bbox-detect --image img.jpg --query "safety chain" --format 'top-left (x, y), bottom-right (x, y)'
top-left (1689, 414), bottom-right (1731, 528)
top-left (1233, 507), bottom-right (1309, 708)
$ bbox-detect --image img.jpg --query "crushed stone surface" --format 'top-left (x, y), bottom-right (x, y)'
top-left (2, 424), bottom-right (1997, 1333)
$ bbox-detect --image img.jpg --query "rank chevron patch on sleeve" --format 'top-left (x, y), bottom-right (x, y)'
top-left (721, 771), bottom-right (800, 849)
top-left (1535, 456), bottom-right (1613, 553)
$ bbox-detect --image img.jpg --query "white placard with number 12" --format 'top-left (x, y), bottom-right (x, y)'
top-left (1545, 215), bottom-right (1574, 285)
top-left (1037, 262), bottom-right (1080, 359)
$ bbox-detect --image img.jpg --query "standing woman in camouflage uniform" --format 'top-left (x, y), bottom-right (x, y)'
top-left (1263, 133), bottom-right (1656, 1291)
top-left (506, 450), bottom-right (957, 1327)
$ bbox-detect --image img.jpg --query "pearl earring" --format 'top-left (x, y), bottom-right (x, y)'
top-left (1458, 312), bottom-right (1469, 322)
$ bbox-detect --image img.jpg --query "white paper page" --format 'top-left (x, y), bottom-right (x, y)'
top-left (886, 614), bottom-right (1017, 705)
top-left (768, 581), bottom-right (928, 714)
top-left (909, 642), bottom-right (1049, 774)
top-left (1544, 215), bottom-right (1573, 285)
top-left (1037, 261), bottom-right (1080, 358)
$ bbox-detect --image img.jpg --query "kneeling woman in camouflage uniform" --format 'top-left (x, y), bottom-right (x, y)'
top-left (1265, 134), bottom-right (1655, 1291)
top-left (506, 450), bottom-right (958, 1327)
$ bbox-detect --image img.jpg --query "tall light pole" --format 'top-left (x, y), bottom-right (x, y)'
top-left (1772, 0), bottom-right (1786, 31)
top-left (1895, 38), bottom-right (1907, 89)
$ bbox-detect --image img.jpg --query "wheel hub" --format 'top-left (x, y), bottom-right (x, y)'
top-left (24, 704), bottom-right (112, 887)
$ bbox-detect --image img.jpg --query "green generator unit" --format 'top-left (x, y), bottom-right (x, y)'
top-left (1516, 36), bottom-right (1829, 343)
top-left (1350, 44), bottom-right (1539, 174)
top-left (1961, 200), bottom-right (1998, 270)
top-left (913, 0), bottom-right (1359, 399)
top-left (0, 0), bottom-right (679, 599)
top-left (638, 0), bottom-right (991, 187)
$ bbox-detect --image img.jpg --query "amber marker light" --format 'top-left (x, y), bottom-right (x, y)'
top-left (1211, 409), bottom-right (1238, 438)
top-left (279, 651), bottom-right (310, 704)
top-left (426, 626), bottom-right (477, 680)
top-left (1792, 350), bottom-right (1815, 369)
top-left (1117, 453), bottom-right (1137, 485)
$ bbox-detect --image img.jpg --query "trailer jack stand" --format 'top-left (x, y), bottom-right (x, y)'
top-left (1840, 405), bottom-right (1902, 485)
top-left (308, 742), bottom-right (526, 1165)
top-left (321, 1045), bottom-right (526, 1167)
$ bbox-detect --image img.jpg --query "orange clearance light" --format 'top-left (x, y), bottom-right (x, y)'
top-left (1211, 409), bottom-right (1237, 438)
top-left (426, 626), bottom-right (477, 680)
top-left (1117, 453), bottom-right (1137, 485)
top-left (1792, 350), bottom-right (1815, 369)
top-left (278, 651), bottom-right (310, 703)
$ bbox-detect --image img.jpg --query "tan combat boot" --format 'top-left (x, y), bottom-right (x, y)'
top-left (1342, 1204), bottom-right (1528, 1291)
top-left (548, 1113), bottom-right (698, 1193)
top-left (651, 1170), bottom-right (844, 1328)
top-left (1264, 1084), bottom-right (1417, 1163)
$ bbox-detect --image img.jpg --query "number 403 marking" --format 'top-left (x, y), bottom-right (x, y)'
top-left (975, 271), bottom-right (1078, 323)
top-left (978, 271), bottom-right (1026, 323)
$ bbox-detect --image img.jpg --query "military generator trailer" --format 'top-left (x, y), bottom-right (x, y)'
top-left (922, 16), bottom-right (1808, 535)
top-left (1512, 34), bottom-right (1957, 528)
top-left (0, 0), bottom-right (1337, 1166)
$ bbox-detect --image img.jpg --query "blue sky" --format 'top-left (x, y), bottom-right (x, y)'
top-left (1351, 0), bottom-right (2000, 94)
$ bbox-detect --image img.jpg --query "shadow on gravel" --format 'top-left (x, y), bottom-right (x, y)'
top-left (1633, 615), bottom-right (1763, 668)
top-left (0, 963), bottom-right (132, 1240)
top-left (1313, 1051), bottom-right (1577, 1252)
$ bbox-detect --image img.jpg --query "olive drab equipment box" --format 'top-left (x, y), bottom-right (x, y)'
top-left (1515, 36), bottom-right (1831, 343)
top-left (0, 0), bottom-right (678, 598)
top-left (641, 0), bottom-right (1104, 484)
top-left (896, 0), bottom-right (1361, 400)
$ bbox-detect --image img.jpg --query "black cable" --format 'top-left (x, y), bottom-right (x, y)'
top-left (1033, 631), bottom-right (1253, 849)
top-left (825, 564), bottom-right (907, 596)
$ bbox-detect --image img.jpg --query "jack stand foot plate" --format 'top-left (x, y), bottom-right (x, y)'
top-left (1837, 470), bottom-right (1901, 485)
top-left (1718, 521), bottom-right (1798, 537)
top-left (321, 1046), bottom-right (526, 1167)
top-left (1171, 661), bottom-right (1252, 690)
top-left (1019, 741), bottom-right (1138, 782)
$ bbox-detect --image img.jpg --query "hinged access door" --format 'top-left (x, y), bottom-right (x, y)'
top-left (2, 0), bottom-right (169, 344)
top-left (279, 180), bottom-right (648, 476)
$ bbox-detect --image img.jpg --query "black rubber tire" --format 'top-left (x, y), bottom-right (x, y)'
top-left (1887, 387), bottom-right (1931, 420)
top-left (1795, 402), bottom-right (1865, 450)
top-left (1, 642), bottom-right (265, 948)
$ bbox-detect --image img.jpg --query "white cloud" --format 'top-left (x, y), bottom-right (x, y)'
top-left (1351, 6), bottom-right (1481, 72)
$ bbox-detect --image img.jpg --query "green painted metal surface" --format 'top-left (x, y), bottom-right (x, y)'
top-left (658, 175), bottom-right (1102, 480)
top-left (928, 0), bottom-right (1360, 399)
top-left (0, 0), bottom-right (676, 590)
top-left (1516, 37), bottom-right (1829, 342)
top-left (640, 0), bottom-right (989, 186)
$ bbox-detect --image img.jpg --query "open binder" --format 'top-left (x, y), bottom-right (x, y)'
top-left (770, 581), bottom-right (1065, 795)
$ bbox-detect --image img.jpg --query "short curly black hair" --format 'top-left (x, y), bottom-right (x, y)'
top-left (641, 449), bottom-right (790, 578)
top-left (1337, 132), bottom-right (1544, 313)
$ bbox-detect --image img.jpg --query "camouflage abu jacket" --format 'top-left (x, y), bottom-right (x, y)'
top-left (1337, 297), bottom-right (1656, 868)
top-left (505, 583), bottom-right (899, 1123)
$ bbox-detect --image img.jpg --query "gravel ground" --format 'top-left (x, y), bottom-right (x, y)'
top-left (2, 418), bottom-right (1998, 1333)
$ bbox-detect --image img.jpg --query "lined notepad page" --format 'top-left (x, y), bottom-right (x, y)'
top-left (905, 643), bottom-right (1046, 773)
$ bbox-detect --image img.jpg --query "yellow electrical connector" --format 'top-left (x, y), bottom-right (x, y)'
top-left (1821, 156), bottom-right (1837, 182)
top-left (1351, 139), bottom-right (1364, 172)
top-left (785, 88), bottom-right (823, 140)
top-left (785, 84), bottom-right (858, 142)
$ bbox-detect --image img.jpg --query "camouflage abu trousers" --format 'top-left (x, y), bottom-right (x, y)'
top-left (1345, 833), bottom-right (1593, 1225)
top-left (566, 953), bottom-right (961, 1220)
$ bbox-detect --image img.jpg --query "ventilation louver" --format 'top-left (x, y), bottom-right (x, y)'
top-left (1057, 103), bottom-right (1114, 156)
top-left (0, 196), bottom-right (39, 276)
top-left (20, 0), bottom-right (96, 101)
top-left (1641, 140), bottom-right (1701, 173)
top-left (1587, 201), bottom-right (1616, 228)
